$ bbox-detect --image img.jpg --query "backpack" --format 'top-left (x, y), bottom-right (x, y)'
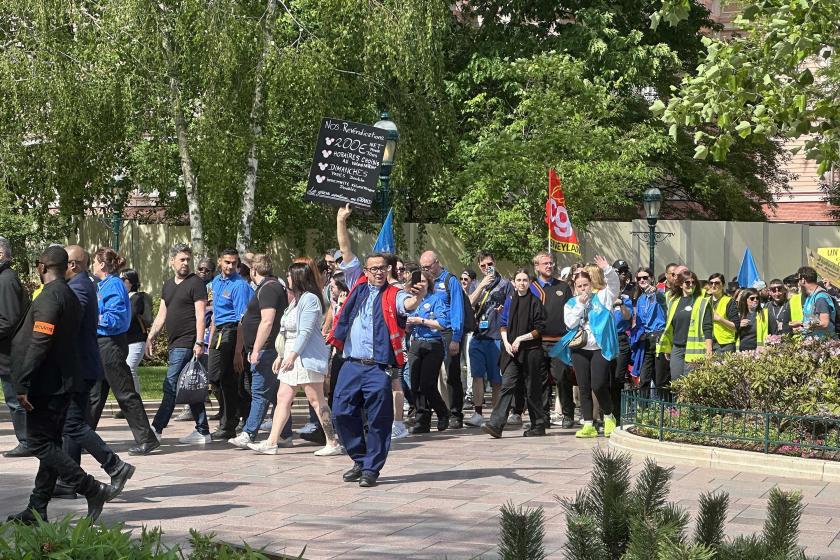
top-left (443, 271), bottom-right (477, 334)
top-left (809, 290), bottom-right (840, 337)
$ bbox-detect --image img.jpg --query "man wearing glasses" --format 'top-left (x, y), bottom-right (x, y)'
top-left (706, 273), bottom-right (739, 353)
top-left (765, 279), bottom-right (793, 335)
top-left (418, 250), bottom-right (468, 429)
top-left (329, 253), bottom-right (427, 487)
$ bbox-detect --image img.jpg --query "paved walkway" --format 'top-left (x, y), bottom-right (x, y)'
top-left (3, 416), bottom-right (840, 559)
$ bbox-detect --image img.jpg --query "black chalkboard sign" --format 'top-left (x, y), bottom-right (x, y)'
top-left (304, 117), bottom-right (386, 209)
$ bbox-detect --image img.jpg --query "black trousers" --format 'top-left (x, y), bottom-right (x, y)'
top-left (90, 334), bottom-right (156, 445)
top-left (540, 341), bottom-right (575, 419)
top-left (208, 327), bottom-right (242, 432)
top-left (488, 347), bottom-right (546, 431)
top-left (26, 394), bottom-right (97, 513)
top-left (638, 332), bottom-right (668, 397)
top-left (408, 338), bottom-right (448, 428)
top-left (64, 380), bottom-right (119, 474)
top-left (328, 353), bottom-right (346, 409)
top-left (442, 331), bottom-right (464, 420)
top-left (572, 348), bottom-right (615, 421)
top-left (611, 333), bottom-right (631, 419)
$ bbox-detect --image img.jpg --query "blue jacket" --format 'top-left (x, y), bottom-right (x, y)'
top-left (434, 269), bottom-right (464, 343)
top-left (97, 274), bottom-right (131, 336)
top-left (69, 273), bottom-right (105, 381)
top-left (332, 283), bottom-right (405, 367)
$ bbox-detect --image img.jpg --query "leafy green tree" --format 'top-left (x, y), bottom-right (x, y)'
top-left (654, 0), bottom-right (839, 177)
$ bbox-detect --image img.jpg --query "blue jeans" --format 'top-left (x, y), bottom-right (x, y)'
top-left (243, 349), bottom-right (291, 439)
top-left (152, 347), bottom-right (209, 435)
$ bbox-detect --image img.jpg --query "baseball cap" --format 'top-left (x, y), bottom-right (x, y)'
top-left (613, 260), bottom-right (630, 272)
top-left (39, 245), bottom-right (69, 268)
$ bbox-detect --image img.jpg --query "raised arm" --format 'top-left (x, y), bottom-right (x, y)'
top-left (337, 204), bottom-right (356, 266)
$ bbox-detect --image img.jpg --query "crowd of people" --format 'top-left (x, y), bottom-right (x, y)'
top-left (0, 206), bottom-right (836, 521)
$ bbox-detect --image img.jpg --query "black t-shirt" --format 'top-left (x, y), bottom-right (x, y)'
top-left (162, 274), bottom-right (207, 349)
top-left (767, 301), bottom-right (791, 335)
top-left (241, 278), bottom-right (288, 351)
top-left (738, 310), bottom-right (758, 350)
top-left (125, 292), bottom-right (148, 344)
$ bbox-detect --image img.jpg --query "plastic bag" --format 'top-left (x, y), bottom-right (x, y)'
top-left (175, 357), bottom-right (208, 405)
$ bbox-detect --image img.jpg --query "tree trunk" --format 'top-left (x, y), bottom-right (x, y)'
top-left (236, 0), bottom-right (277, 254)
top-left (162, 28), bottom-right (205, 258)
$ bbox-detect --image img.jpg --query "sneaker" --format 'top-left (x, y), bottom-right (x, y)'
top-left (604, 416), bottom-right (617, 438)
top-left (249, 440), bottom-right (279, 455)
top-left (175, 407), bottom-right (193, 421)
top-left (259, 419), bottom-right (273, 432)
top-left (403, 401), bottom-right (411, 413)
top-left (314, 443), bottom-right (345, 456)
top-left (507, 413), bottom-right (523, 425)
top-left (575, 424), bottom-right (599, 438)
top-left (295, 422), bottom-right (317, 435)
top-left (178, 430), bottom-right (211, 445)
top-left (391, 421), bottom-right (409, 439)
top-left (465, 412), bottom-right (484, 427)
top-left (463, 394), bottom-right (474, 411)
top-left (228, 432), bottom-right (254, 449)
top-left (561, 416), bottom-right (576, 429)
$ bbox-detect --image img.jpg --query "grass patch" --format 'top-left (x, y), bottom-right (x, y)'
top-left (0, 367), bottom-right (169, 402)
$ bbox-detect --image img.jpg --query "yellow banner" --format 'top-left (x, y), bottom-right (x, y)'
top-left (550, 239), bottom-right (581, 256)
top-left (817, 248), bottom-right (840, 266)
top-left (808, 251), bottom-right (840, 287)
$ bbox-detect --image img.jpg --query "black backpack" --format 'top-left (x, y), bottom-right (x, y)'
top-left (444, 271), bottom-right (477, 334)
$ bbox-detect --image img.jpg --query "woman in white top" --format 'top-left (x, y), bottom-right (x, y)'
top-left (561, 256), bottom-right (620, 439)
top-left (249, 261), bottom-right (343, 456)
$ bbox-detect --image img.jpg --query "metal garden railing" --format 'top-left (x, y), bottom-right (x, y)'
top-left (620, 389), bottom-right (840, 460)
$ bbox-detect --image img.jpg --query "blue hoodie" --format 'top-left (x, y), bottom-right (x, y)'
top-left (97, 274), bottom-right (131, 336)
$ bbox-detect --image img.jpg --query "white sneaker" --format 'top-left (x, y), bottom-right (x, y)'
top-left (466, 412), bottom-right (484, 427)
top-left (403, 401), bottom-right (410, 413)
top-left (178, 430), bottom-right (210, 445)
top-left (248, 440), bottom-right (279, 455)
top-left (259, 419), bottom-right (273, 431)
top-left (295, 422), bottom-right (317, 435)
top-left (314, 443), bottom-right (345, 456)
top-left (507, 413), bottom-right (523, 425)
top-left (227, 432), bottom-right (254, 449)
top-left (175, 407), bottom-right (193, 421)
top-left (391, 421), bottom-right (409, 439)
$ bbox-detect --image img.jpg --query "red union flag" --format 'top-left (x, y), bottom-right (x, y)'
top-left (545, 169), bottom-right (581, 255)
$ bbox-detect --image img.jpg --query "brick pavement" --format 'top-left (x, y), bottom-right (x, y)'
top-left (3, 417), bottom-right (840, 559)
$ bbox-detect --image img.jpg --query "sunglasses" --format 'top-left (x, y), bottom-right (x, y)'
top-left (708, 280), bottom-right (722, 286)
top-left (197, 267), bottom-right (211, 273)
top-left (636, 275), bottom-right (650, 281)
top-left (461, 277), bottom-right (470, 281)
top-left (769, 286), bottom-right (784, 292)
top-left (396, 267), bottom-right (406, 274)
top-left (683, 280), bottom-right (695, 286)
top-left (747, 296), bottom-right (758, 301)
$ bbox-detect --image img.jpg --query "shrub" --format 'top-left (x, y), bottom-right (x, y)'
top-left (672, 336), bottom-right (840, 417)
top-left (498, 501), bottom-right (546, 560)
top-left (561, 448), bottom-right (810, 560)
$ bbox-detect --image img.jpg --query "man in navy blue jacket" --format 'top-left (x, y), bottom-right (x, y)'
top-left (49, 246), bottom-right (136, 500)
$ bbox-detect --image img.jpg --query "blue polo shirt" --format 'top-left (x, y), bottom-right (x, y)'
top-left (409, 293), bottom-right (449, 339)
top-left (210, 272), bottom-right (252, 325)
top-left (97, 274), bottom-right (131, 336)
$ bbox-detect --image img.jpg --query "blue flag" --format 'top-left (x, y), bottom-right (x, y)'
top-left (737, 247), bottom-right (761, 288)
top-left (373, 209), bottom-right (395, 254)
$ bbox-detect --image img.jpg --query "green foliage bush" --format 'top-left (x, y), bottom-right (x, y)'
top-left (0, 516), bottom-right (303, 559)
top-left (672, 336), bottom-right (840, 417)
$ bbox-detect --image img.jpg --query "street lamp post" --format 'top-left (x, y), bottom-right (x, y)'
top-left (373, 111), bottom-right (399, 224)
top-left (631, 186), bottom-right (673, 271)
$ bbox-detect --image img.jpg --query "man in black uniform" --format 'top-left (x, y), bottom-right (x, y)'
top-left (8, 246), bottom-right (112, 524)
top-left (0, 236), bottom-right (27, 457)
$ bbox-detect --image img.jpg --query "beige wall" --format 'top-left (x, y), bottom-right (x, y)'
top-left (67, 218), bottom-right (840, 295)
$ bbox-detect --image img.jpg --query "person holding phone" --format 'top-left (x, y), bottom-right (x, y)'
top-left (405, 270), bottom-right (450, 433)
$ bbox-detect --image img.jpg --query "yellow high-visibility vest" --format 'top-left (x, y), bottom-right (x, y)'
top-left (657, 295), bottom-right (711, 363)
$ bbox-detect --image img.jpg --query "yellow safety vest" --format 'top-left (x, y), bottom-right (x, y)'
top-left (708, 295), bottom-right (736, 345)
top-left (736, 308), bottom-right (769, 351)
top-left (790, 293), bottom-right (803, 323)
top-left (657, 295), bottom-right (711, 363)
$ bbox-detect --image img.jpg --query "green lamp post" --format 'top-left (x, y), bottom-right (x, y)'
top-left (373, 112), bottom-right (399, 223)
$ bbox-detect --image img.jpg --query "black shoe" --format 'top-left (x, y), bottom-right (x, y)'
top-left (449, 417), bottom-right (464, 429)
top-left (561, 416), bottom-right (576, 429)
top-left (7, 508), bottom-right (46, 525)
top-left (113, 410), bottom-right (125, 419)
top-left (524, 425), bottom-right (546, 437)
top-left (108, 462), bottom-right (136, 501)
top-left (437, 415), bottom-right (450, 432)
top-left (128, 440), bottom-right (160, 456)
top-left (52, 481), bottom-right (78, 500)
top-left (482, 423), bottom-right (502, 439)
top-left (299, 428), bottom-right (327, 446)
top-left (85, 481), bottom-right (112, 522)
top-left (210, 411), bottom-right (222, 421)
top-left (210, 429), bottom-right (236, 441)
top-left (359, 472), bottom-right (378, 487)
top-left (343, 464), bottom-right (363, 482)
top-left (3, 444), bottom-right (33, 458)
top-left (410, 425), bottom-right (431, 435)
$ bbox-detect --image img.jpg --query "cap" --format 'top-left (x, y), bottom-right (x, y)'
top-left (559, 266), bottom-right (572, 281)
top-left (333, 250), bottom-right (343, 264)
top-left (39, 245), bottom-right (69, 268)
top-left (613, 259), bottom-right (630, 272)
